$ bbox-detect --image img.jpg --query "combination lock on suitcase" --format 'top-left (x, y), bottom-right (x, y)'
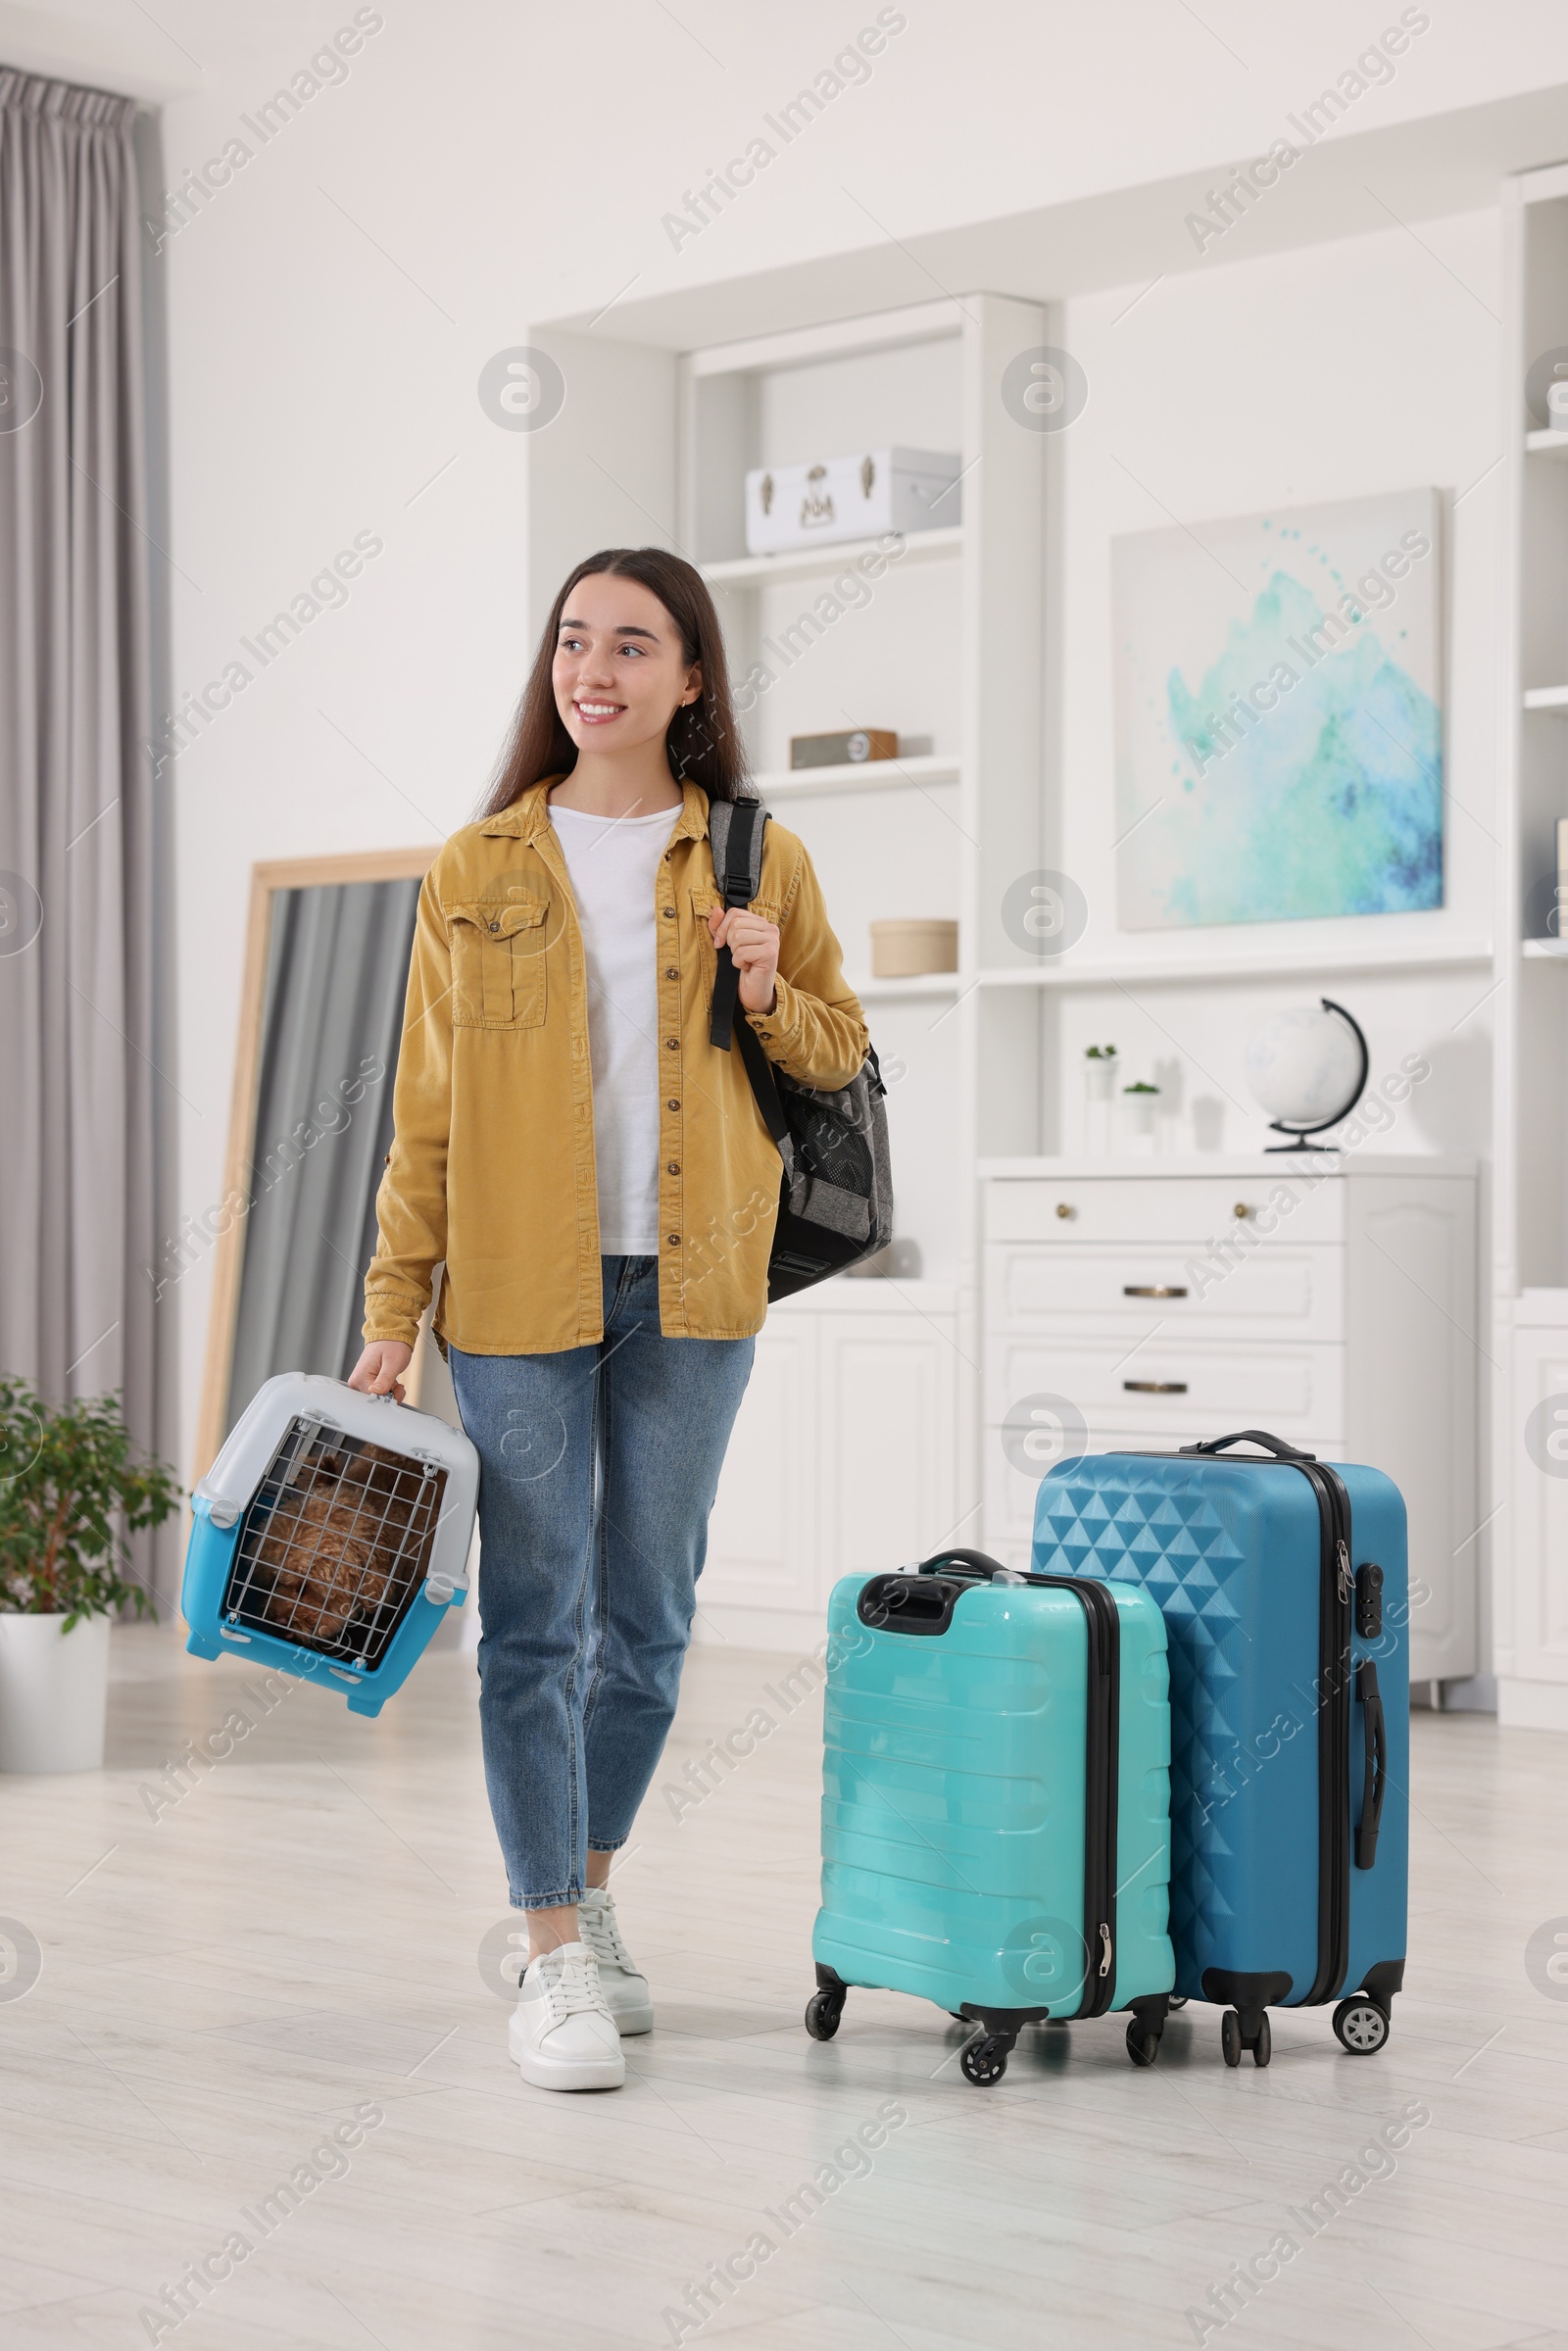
top-left (1033, 1429), bottom-right (1408, 2068)
top-left (807, 1547), bottom-right (1176, 2087)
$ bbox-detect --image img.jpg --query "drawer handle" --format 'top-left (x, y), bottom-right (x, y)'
top-left (1123, 1380), bottom-right (1188, 1393)
top-left (1055, 1201), bottom-right (1075, 1220)
top-left (1123, 1285), bottom-right (1188, 1298)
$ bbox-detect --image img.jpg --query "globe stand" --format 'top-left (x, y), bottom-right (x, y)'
top-left (1262, 998), bottom-right (1369, 1152)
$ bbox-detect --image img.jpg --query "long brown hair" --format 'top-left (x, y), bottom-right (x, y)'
top-left (480, 547), bottom-right (752, 816)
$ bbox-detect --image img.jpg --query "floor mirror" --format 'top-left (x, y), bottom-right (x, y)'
top-left (192, 848), bottom-right (460, 1486)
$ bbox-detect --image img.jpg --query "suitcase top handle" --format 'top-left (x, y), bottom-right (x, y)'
top-left (1180, 1429), bottom-right (1316, 1461)
top-left (914, 1546), bottom-right (1013, 1580)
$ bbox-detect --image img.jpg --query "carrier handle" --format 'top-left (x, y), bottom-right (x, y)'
top-left (1180, 1430), bottom-right (1316, 1460)
top-left (1354, 1658), bottom-right (1387, 1870)
top-left (913, 1547), bottom-right (1012, 1580)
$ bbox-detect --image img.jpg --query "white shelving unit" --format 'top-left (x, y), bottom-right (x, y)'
top-left (525, 292), bottom-right (1045, 1634)
top-left (1494, 161), bottom-right (1568, 1728)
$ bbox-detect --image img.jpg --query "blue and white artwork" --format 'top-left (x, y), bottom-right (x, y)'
top-left (1112, 489), bottom-right (1443, 930)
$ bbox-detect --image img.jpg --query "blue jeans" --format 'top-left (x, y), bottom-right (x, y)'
top-left (449, 1255), bottom-right (755, 1909)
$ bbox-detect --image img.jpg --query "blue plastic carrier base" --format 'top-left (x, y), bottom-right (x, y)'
top-left (808, 1547), bottom-right (1175, 2086)
top-left (1032, 1430), bottom-right (1408, 2069)
top-left (183, 1374), bottom-right (479, 1719)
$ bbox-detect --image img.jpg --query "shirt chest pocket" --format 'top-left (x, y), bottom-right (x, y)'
top-left (449, 896), bottom-right (549, 1029)
top-left (689, 887), bottom-right (781, 976)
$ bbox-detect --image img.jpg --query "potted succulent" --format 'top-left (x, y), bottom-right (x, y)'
top-left (1121, 1079), bottom-right (1161, 1152)
top-left (0, 1378), bottom-right (178, 1773)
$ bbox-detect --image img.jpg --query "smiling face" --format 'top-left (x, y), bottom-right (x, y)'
top-left (551, 571), bottom-right (701, 767)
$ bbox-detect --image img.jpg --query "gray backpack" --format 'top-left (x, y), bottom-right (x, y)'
top-left (708, 798), bottom-right (894, 1300)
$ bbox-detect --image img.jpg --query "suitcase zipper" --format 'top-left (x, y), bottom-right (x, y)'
top-left (1292, 1461), bottom-right (1354, 2006)
top-left (906, 1551), bottom-right (1121, 2020)
top-left (1017, 1570), bottom-right (1121, 2020)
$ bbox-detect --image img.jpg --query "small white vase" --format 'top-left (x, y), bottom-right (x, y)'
top-left (0, 1612), bottom-right (112, 1773)
top-left (1084, 1061), bottom-right (1116, 1154)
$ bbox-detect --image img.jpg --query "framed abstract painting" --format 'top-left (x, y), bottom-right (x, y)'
top-left (1111, 488), bottom-right (1443, 930)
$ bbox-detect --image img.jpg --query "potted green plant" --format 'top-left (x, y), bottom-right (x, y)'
top-left (1121, 1079), bottom-right (1161, 1151)
top-left (0, 1378), bottom-right (179, 1773)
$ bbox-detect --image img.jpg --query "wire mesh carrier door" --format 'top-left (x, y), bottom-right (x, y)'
top-left (183, 1374), bottom-right (479, 1715)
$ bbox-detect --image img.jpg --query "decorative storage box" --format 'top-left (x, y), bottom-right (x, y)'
top-left (870, 917), bottom-right (958, 977)
top-left (790, 729), bottom-right (897, 769)
top-left (183, 1373), bottom-right (479, 1716)
top-left (745, 448), bottom-right (960, 555)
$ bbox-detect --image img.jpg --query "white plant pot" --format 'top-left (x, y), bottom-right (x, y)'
top-left (1120, 1094), bottom-right (1159, 1155)
top-left (0, 1612), bottom-right (112, 1774)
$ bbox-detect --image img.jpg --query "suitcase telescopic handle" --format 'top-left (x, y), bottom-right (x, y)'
top-left (1180, 1429), bottom-right (1316, 1461)
top-left (1354, 1659), bottom-right (1387, 1870)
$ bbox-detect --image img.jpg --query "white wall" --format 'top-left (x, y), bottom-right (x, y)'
top-left (89, 0), bottom-right (1553, 1495)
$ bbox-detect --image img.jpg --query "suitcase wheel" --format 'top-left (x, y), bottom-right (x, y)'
top-left (1126, 2020), bottom-right (1161, 2068)
top-left (960, 2033), bottom-right (1012, 2087)
top-left (804, 1988), bottom-right (845, 2041)
top-left (1332, 1996), bottom-right (1391, 2055)
top-left (1222, 2008), bottom-right (1271, 2067)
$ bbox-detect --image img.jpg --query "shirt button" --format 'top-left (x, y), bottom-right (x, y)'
top-left (666, 1161), bottom-right (680, 1175)
top-left (488, 919), bottom-right (500, 933)
top-left (664, 966), bottom-right (678, 979)
top-left (666, 1233), bottom-right (680, 1247)
top-left (662, 907), bottom-right (675, 919)
top-left (664, 1039), bottom-right (678, 1051)
top-left (666, 1099), bottom-right (679, 1111)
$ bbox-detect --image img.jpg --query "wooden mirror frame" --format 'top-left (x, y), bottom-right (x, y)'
top-left (191, 847), bottom-right (440, 1486)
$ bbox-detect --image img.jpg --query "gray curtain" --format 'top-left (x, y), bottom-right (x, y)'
top-left (225, 878), bottom-right (419, 1434)
top-left (0, 77), bottom-right (156, 1445)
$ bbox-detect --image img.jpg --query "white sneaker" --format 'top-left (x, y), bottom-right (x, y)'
top-left (577, 1885), bottom-right (654, 2034)
top-left (509, 1942), bottom-right (625, 2090)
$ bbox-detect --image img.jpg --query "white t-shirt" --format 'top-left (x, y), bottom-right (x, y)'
top-left (548, 800), bottom-right (678, 1256)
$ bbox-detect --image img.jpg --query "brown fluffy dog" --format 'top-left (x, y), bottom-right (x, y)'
top-left (256, 1443), bottom-right (423, 1648)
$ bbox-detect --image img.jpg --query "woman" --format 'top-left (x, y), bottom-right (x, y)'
top-left (349, 549), bottom-right (867, 2092)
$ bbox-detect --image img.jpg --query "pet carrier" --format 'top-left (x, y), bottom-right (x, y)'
top-left (183, 1374), bottom-right (479, 1715)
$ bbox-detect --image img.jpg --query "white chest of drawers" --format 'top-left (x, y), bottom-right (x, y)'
top-left (980, 1156), bottom-right (1479, 1686)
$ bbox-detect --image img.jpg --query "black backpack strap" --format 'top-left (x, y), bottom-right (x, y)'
top-left (707, 799), bottom-right (766, 1050)
top-left (731, 1004), bottom-right (790, 1151)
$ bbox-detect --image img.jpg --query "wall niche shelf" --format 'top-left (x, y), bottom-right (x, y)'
top-left (699, 524), bottom-right (963, 590)
top-left (846, 970), bottom-right (962, 1003)
top-left (1522, 938), bottom-right (1568, 959)
top-left (974, 937), bottom-right (1494, 991)
top-left (756, 754), bottom-right (960, 799)
top-left (1522, 686), bottom-right (1568, 710)
top-left (1525, 428), bottom-right (1568, 458)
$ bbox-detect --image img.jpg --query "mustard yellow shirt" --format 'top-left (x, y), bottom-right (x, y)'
top-left (363, 776), bottom-right (869, 1354)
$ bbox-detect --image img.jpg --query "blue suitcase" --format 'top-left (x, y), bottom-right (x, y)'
top-left (806, 1547), bottom-right (1176, 2087)
top-left (1031, 1430), bottom-right (1408, 2067)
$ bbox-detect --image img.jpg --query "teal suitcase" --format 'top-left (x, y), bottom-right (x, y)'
top-left (807, 1547), bottom-right (1176, 2086)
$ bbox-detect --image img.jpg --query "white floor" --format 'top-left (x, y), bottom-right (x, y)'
top-left (1, 1626), bottom-right (1566, 2351)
